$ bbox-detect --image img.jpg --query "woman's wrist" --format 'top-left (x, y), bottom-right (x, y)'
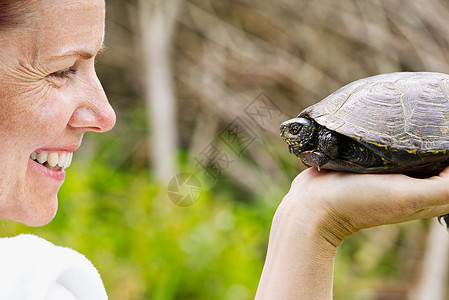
top-left (256, 194), bottom-right (341, 299)
top-left (272, 196), bottom-right (340, 256)
top-left (276, 188), bottom-right (355, 248)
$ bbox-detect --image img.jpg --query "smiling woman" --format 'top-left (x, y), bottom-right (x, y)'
top-left (0, 0), bottom-right (115, 227)
top-left (0, 0), bottom-right (114, 298)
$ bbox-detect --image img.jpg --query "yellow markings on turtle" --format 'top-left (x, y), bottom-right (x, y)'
top-left (363, 164), bottom-right (391, 172)
top-left (421, 149), bottom-right (448, 155)
top-left (366, 141), bottom-right (390, 151)
top-left (338, 131), bottom-right (392, 151)
top-left (404, 149), bottom-right (417, 155)
top-left (343, 133), bottom-right (362, 141)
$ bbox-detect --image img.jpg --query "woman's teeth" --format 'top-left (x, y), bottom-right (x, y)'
top-left (30, 151), bottom-right (73, 171)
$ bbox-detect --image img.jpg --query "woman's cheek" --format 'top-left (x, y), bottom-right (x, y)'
top-left (13, 84), bottom-right (70, 144)
top-left (33, 91), bottom-right (72, 139)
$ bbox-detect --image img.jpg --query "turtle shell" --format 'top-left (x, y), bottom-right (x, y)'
top-left (300, 72), bottom-right (449, 168)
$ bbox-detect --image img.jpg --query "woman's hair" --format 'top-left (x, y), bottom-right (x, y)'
top-left (0, 0), bottom-right (35, 29)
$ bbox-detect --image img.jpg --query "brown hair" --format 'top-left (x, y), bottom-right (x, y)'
top-left (0, 0), bottom-right (35, 29)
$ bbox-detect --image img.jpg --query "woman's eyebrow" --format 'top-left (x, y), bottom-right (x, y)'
top-left (52, 50), bottom-right (95, 60)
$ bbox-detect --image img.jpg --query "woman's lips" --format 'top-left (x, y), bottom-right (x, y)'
top-left (29, 158), bottom-right (66, 181)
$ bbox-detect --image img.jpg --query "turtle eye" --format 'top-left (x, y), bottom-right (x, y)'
top-left (289, 123), bottom-right (301, 135)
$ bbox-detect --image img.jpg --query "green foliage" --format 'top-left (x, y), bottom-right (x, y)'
top-left (0, 160), bottom-right (277, 300)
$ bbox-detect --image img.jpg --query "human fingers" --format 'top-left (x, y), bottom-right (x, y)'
top-left (284, 166), bottom-right (449, 240)
top-left (386, 166), bottom-right (449, 217)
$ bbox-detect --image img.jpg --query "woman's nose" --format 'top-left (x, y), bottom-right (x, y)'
top-left (68, 76), bottom-right (116, 133)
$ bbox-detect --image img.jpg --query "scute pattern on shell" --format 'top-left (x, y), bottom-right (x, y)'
top-left (300, 72), bottom-right (449, 152)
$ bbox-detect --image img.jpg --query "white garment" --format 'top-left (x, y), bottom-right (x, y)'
top-left (0, 234), bottom-right (107, 300)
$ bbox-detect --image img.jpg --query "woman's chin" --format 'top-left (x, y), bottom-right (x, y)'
top-left (22, 210), bottom-right (57, 227)
top-left (8, 195), bottom-right (59, 227)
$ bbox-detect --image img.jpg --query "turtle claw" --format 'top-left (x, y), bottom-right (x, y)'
top-left (316, 152), bottom-right (329, 171)
top-left (438, 214), bottom-right (449, 229)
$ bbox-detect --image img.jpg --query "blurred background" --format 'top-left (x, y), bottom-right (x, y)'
top-left (3, 0), bottom-right (449, 299)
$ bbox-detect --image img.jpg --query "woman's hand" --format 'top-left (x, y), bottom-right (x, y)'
top-left (280, 167), bottom-right (449, 246)
top-left (256, 166), bottom-right (449, 300)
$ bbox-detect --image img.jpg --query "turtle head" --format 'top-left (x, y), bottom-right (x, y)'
top-left (280, 117), bottom-right (317, 155)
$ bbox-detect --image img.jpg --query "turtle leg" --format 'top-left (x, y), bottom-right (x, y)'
top-left (316, 127), bottom-right (341, 169)
top-left (317, 127), bottom-right (384, 168)
top-left (340, 137), bottom-right (384, 167)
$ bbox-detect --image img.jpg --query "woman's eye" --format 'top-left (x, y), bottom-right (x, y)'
top-left (50, 67), bottom-right (77, 78)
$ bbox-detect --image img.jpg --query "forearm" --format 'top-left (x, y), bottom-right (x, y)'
top-left (255, 206), bottom-right (338, 300)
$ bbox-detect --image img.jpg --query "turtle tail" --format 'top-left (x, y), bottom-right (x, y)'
top-left (438, 214), bottom-right (449, 230)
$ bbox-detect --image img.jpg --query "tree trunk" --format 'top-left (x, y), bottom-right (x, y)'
top-left (410, 219), bottom-right (449, 300)
top-left (138, 0), bottom-right (181, 182)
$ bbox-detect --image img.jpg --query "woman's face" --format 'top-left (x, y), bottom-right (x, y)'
top-left (0, 0), bottom-right (115, 226)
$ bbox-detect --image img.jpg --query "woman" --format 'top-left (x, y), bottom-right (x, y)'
top-left (0, 0), bottom-right (115, 226)
top-left (0, 0), bottom-right (114, 298)
top-left (256, 167), bottom-right (449, 299)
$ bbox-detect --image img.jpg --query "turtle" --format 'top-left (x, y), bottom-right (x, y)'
top-left (279, 72), bottom-right (449, 226)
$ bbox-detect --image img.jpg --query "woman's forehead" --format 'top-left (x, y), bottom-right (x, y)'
top-left (29, 0), bottom-right (105, 61)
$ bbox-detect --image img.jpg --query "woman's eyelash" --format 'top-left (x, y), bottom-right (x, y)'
top-left (50, 68), bottom-right (77, 78)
